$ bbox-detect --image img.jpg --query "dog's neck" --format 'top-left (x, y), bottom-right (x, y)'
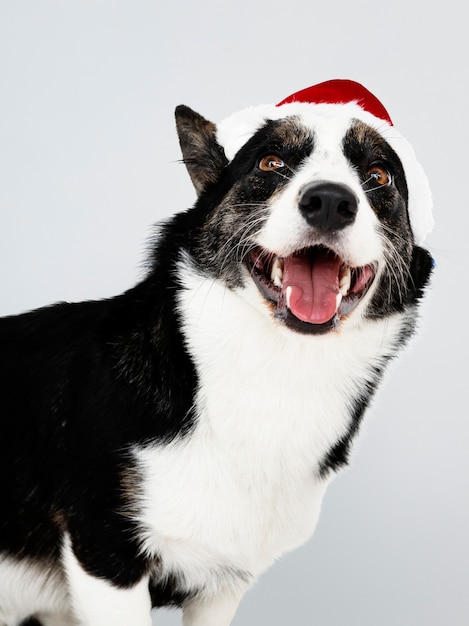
top-left (175, 259), bottom-right (405, 476)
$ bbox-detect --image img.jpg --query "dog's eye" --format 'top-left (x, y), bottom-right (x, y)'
top-left (366, 165), bottom-right (391, 186)
top-left (259, 155), bottom-right (285, 172)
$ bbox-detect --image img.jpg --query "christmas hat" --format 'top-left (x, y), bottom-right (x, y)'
top-left (216, 79), bottom-right (433, 244)
top-left (276, 79), bottom-right (394, 125)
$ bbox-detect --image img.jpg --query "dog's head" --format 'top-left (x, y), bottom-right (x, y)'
top-left (175, 80), bottom-right (434, 334)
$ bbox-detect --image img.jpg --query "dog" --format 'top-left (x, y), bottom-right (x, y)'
top-left (0, 79), bottom-right (434, 626)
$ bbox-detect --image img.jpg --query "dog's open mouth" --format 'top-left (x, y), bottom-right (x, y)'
top-left (246, 246), bottom-right (376, 333)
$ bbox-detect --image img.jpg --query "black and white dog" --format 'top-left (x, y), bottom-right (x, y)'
top-left (0, 80), bottom-right (434, 626)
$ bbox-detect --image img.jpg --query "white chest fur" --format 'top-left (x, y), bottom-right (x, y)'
top-left (134, 264), bottom-right (403, 593)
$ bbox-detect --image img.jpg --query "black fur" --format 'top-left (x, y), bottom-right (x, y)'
top-left (0, 257), bottom-right (198, 595)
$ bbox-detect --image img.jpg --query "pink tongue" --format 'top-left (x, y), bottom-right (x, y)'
top-left (283, 249), bottom-right (342, 324)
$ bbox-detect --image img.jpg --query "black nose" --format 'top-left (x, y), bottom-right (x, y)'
top-left (298, 182), bottom-right (358, 232)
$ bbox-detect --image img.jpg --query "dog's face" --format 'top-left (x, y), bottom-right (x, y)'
top-left (175, 105), bottom-right (432, 334)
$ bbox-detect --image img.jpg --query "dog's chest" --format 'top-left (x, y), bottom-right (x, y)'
top-left (135, 364), bottom-right (331, 583)
top-left (136, 433), bottom-right (327, 587)
top-left (134, 267), bottom-right (401, 587)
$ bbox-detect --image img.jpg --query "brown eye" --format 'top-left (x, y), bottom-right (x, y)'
top-left (259, 155), bottom-right (285, 172)
top-left (367, 165), bottom-right (391, 186)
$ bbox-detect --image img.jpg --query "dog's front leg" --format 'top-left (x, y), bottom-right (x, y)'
top-left (63, 538), bottom-right (152, 626)
top-left (182, 587), bottom-right (246, 626)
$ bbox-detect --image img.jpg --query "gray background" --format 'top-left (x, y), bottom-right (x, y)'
top-left (1, 2), bottom-right (467, 625)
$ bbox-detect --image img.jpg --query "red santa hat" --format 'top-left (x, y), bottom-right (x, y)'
top-left (216, 79), bottom-right (433, 245)
top-left (276, 79), bottom-right (394, 125)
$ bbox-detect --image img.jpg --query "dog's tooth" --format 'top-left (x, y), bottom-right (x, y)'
top-left (285, 285), bottom-right (292, 309)
top-left (271, 257), bottom-right (283, 288)
top-left (339, 267), bottom-right (352, 296)
top-left (336, 291), bottom-right (343, 310)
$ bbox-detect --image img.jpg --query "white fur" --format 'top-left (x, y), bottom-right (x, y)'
top-left (133, 262), bottom-right (405, 618)
top-left (0, 540), bottom-right (152, 626)
top-left (182, 588), bottom-right (247, 626)
top-left (62, 535), bottom-right (152, 626)
top-left (0, 556), bottom-right (70, 626)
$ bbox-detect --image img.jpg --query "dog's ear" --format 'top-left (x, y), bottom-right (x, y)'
top-left (175, 105), bottom-right (228, 196)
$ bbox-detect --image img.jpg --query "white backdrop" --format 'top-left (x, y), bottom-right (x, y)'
top-left (1, 2), bottom-right (467, 625)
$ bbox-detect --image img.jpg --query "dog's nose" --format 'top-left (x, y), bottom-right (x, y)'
top-left (298, 182), bottom-right (358, 231)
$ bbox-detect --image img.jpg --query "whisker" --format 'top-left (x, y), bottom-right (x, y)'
top-left (213, 204), bottom-right (269, 274)
top-left (378, 226), bottom-right (411, 306)
top-left (361, 175), bottom-right (375, 187)
top-left (281, 161), bottom-right (296, 175)
top-left (216, 207), bottom-right (267, 255)
top-left (361, 168), bottom-right (393, 194)
top-left (271, 169), bottom-right (293, 182)
top-left (224, 222), bottom-right (265, 267)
